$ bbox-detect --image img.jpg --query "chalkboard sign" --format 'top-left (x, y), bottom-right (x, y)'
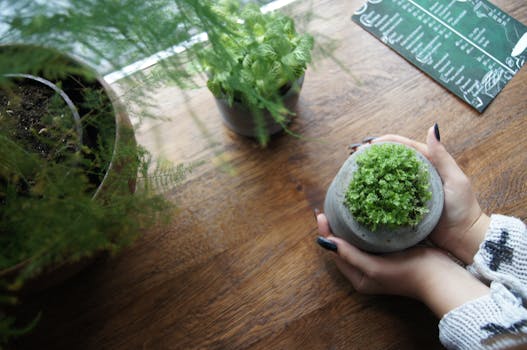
top-left (352, 0), bottom-right (527, 112)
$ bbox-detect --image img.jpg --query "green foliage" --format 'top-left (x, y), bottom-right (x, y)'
top-left (203, 1), bottom-right (314, 101)
top-left (1, 1), bottom-right (204, 74)
top-left (0, 302), bottom-right (40, 348)
top-left (0, 80), bottom-right (184, 286)
top-left (344, 144), bottom-right (432, 231)
top-left (200, 0), bottom-right (314, 144)
top-left (0, 1), bottom-right (216, 344)
top-left (0, 51), bottom-right (191, 346)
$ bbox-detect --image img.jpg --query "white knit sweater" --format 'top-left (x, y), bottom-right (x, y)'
top-left (439, 215), bottom-right (527, 349)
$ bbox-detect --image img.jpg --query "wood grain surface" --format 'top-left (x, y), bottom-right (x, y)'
top-left (16, 0), bottom-right (526, 349)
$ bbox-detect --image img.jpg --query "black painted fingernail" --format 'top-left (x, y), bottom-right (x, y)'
top-left (362, 136), bottom-right (377, 144)
top-left (317, 236), bottom-right (338, 252)
top-left (313, 208), bottom-right (320, 222)
top-left (434, 123), bottom-right (441, 142)
top-left (348, 143), bottom-right (361, 154)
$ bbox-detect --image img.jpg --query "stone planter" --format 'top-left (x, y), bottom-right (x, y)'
top-left (324, 142), bottom-right (444, 253)
top-left (214, 75), bottom-right (304, 138)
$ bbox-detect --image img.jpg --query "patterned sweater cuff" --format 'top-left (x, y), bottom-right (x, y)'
top-left (467, 214), bottom-right (527, 298)
top-left (439, 282), bottom-right (527, 350)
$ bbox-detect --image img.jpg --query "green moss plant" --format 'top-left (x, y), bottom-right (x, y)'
top-left (344, 143), bottom-right (432, 231)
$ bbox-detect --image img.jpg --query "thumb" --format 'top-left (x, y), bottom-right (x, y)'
top-left (330, 236), bottom-right (379, 275)
top-left (426, 124), bottom-right (465, 182)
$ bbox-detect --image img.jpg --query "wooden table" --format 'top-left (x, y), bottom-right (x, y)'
top-left (18, 0), bottom-right (527, 348)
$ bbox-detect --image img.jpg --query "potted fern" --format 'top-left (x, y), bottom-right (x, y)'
top-left (200, 0), bottom-right (314, 146)
top-left (0, 44), bottom-right (192, 344)
top-left (0, 44), bottom-right (181, 288)
top-left (324, 142), bottom-right (444, 253)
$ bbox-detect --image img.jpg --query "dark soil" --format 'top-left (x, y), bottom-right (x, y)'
top-left (0, 79), bottom-right (77, 160)
top-left (0, 75), bottom-right (118, 200)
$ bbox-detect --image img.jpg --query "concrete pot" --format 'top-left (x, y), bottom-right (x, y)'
top-left (214, 75), bottom-right (304, 138)
top-left (324, 142), bottom-right (444, 253)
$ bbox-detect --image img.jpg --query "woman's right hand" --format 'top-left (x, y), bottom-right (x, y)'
top-left (374, 125), bottom-right (490, 264)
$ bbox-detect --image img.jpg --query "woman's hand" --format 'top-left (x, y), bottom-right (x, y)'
top-left (374, 125), bottom-right (490, 264)
top-left (316, 213), bottom-right (489, 318)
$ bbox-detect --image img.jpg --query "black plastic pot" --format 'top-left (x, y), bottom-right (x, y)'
top-left (214, 74), bottom-right (305, 138)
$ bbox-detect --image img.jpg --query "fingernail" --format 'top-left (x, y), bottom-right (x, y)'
top-left (313, 208), bottom-right (320, 222)
top-left (362, 136), bottom-right (377, 144)
top-left (316, 236), bottom-right (338, 252)
top-left (348, 143), bottom-right (361, 149)
top-left (348, 143), bottom-right (361, 154)
top-left (434, 123), bottom-right (441, 142)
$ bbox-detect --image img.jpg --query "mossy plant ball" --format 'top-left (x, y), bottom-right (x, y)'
top-left (323, 142), bottom-right (444, 253)
top-left (344, 143), bottom-right (432, 231)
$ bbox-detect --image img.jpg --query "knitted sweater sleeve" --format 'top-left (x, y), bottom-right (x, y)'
top-left (439, 282), bottom-right (527, 350)
top-left (468, 214), bottom-right (527, 298)
top-left (438, 214), bottom-right (527, 349)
